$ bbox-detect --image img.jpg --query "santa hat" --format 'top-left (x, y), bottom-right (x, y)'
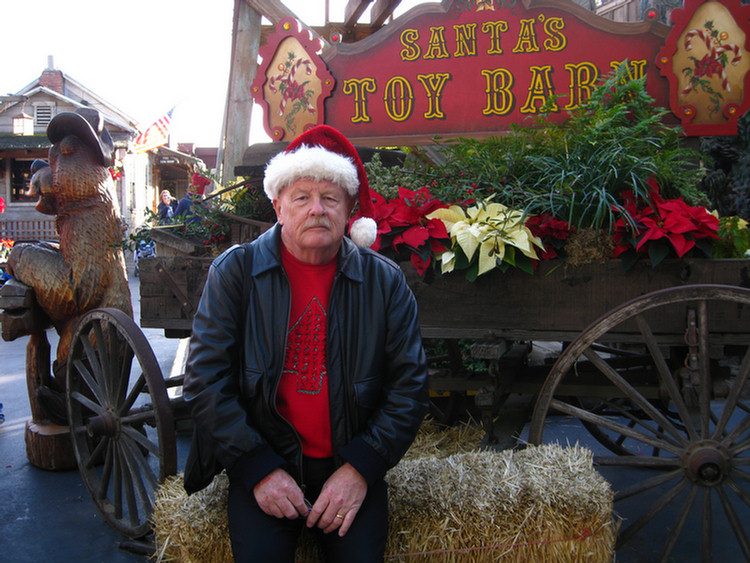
top-left (263, 125), bottom-right (378, 248)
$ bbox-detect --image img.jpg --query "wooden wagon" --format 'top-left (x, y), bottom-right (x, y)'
top-left (10, 244), bottom-right (749, 561)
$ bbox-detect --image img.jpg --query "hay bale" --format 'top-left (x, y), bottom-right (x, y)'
top-left (152, 422), bottom-right (616, 563)
top-left (385, 444), bottom-right (616, 562)
top-left (151, 473), bottom-right (233, 563)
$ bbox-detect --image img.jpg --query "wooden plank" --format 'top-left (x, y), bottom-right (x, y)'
top-left (411, 259), bottom-right (750, 341)
top-left (222, 0), bottom-right (262, 184)
top-left (344, 0), bottom-right (373, 27)
top-left (139, 254), bottom-right (750, 342)
top-left (370, 0), bottom-right (401, 28)
top-left (138, 256), bottom-right (213, 330)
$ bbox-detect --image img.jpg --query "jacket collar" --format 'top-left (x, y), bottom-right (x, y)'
top-left (251, 223), bottom-right (365, 283)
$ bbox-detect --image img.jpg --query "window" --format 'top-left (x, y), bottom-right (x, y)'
top-left (35, 105), bottom-right (54, 127)
top-left (11, 160), bottom-right (35, 203)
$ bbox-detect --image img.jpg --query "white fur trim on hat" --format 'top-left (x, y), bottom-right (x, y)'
top-left (264, 145), bottom-right (359, 200)
top-left (349, 216), bottom-right (378, 248)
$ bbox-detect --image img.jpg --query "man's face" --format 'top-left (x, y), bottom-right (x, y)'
top-left (273, 178), bottom-right (355, 264)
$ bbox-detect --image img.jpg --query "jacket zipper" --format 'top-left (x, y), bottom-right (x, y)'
top-left (269, 268), bottom-right (305, 486)
top-left (328, 271), bottom-right (354, 455)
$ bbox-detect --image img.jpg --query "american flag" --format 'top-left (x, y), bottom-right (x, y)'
top-left (133, 107), bottom-right (174, 153)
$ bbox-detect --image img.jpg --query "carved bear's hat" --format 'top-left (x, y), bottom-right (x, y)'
top-left (47, 107), bottom-right (114, 168)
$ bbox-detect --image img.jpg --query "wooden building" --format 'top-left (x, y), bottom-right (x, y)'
top-left (0, 57), bottom-right (209, 241)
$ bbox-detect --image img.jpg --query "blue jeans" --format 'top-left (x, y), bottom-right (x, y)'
top-left (227, 457), bottom-right (388, 563)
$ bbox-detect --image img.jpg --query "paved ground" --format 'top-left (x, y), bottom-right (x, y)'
top-left (1, 263), bottom-right (748, 562)
top-left (1, 264), bottom-right (186, 563)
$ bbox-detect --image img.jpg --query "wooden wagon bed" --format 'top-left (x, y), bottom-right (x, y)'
top-left (139, 255), bottom-right (750, 342)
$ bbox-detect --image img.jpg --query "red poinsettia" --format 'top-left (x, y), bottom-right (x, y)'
top-left (354, 186), bottom-right (450, 275)
top-left (612, 179), bottom-right (719, 261)
top-left (525, 214), bottom-right (575, 260)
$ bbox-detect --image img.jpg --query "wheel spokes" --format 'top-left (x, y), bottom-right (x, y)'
top-left (550, 398), bottom-right (683, 455)
top-left (659, 484), bottom-right (699, 563)
top-left (121, 425), bottom-right (161, 458)
top-left (71, 359), bottom-right (107, 409)
top-left (67, 308), bottom-right (176, 538)
top-left (702, 487), bottom-right (711, 563)
top-left (715, 347), bottom-right (750, 442)
top-left (616, 477), bottom-right (689, 548)
top-left (582, 348), bottom-right (688, 448)
top-left (635, 313), bottom-right (698, 441)
top-left (696, 302), bottom-right (712, 439)
top-left (614, 468), bottom-right (683, 502)
top-left (717, 484), bottom-right (750, 559)
top-left (528, 285), bottom-right (750, 561)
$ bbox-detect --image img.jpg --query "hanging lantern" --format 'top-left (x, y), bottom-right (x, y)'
top-left (13, 111), bottom-right (33, 136)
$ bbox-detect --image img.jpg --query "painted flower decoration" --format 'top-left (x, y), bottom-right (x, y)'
top-left (427, 200), bottom-right (544, 277)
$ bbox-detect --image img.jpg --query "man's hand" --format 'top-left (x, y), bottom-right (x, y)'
top-left (306, 463), bottom-right (367, 536)
top-left (253, 467), bottom-right (309, 519)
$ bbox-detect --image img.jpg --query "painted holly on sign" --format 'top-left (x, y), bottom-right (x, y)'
top-left (251, 18), bottom-right (334, 142)
top-left (268, 52), bottom-right (317, 135)
top-left (657, 0), bottom-right (750, 135)
top-left (681, 20), bottom-right (742, 117)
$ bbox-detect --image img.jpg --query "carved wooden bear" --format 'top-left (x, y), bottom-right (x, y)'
top-left (7, 108), bottom-right (132, 399)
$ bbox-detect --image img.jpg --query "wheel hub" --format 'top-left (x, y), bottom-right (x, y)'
top-left (86, 409), bottom-right (120, 438)
top-left (683, 440), bottom-right (732, 486)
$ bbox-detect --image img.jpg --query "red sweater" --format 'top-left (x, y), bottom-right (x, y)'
top-left (276, 246), bottom-right (336, 458)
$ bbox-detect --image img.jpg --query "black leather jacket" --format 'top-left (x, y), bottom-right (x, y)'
top-left (183, 224), bottom-right (429, 494)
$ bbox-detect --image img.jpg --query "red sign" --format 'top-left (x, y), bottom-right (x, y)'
top-left (323, 0), bottom-right (669, 142)
top-left (252, 0), bottom-right (750, 143)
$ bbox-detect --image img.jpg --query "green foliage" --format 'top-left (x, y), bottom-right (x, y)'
top-left (713, 216), bottom-right (750, 258)
top-left (413, 65), bottom-right (707, 231)
top-left (700, 112), bottom-right (750, 222)
top-left (216, 180), bottom-right (275, 223)
top-left (119, 209), bottom-right (159, 252)
top-left (174, 203), bottom-right (231, 247)
top-left (363, 152), bottom-right (425, 199)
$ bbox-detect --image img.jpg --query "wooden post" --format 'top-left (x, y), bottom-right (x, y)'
top-left (220, 0), bottom-right (324, 184)
top-left (220, 0), bottom-right (262, 185)
top-left (24, 331), bottom-right (76, 471)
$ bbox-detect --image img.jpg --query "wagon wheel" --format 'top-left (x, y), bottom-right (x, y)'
top-left (66, 308), bottom-right (177, 538)
top-left (529, 284), bottom-right (750, 562)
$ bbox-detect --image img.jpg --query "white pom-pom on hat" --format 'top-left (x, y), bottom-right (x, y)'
top-left (263, 125), bottom-right (378, 248)
top-left (349, 216), bottom-right (378, 248)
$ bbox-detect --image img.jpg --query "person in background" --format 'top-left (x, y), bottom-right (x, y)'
top-left (175, 173), bottom-right (210, 224)
top-left (182, 125), bottom-right (429, 563)
top-left (157, 189), bottom-right (177, 223)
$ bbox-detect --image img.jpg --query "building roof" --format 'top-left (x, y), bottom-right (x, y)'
top-left (0, 135), bottom-right (51, 150)
top-left (0, 64), bottom-right (139, 136)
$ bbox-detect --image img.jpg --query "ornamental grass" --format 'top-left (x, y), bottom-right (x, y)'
top-left (151, 421), bottom-right (616, 563)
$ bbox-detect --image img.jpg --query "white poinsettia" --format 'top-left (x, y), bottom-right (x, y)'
top-left (427, 201), bottom-right (544, 276)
